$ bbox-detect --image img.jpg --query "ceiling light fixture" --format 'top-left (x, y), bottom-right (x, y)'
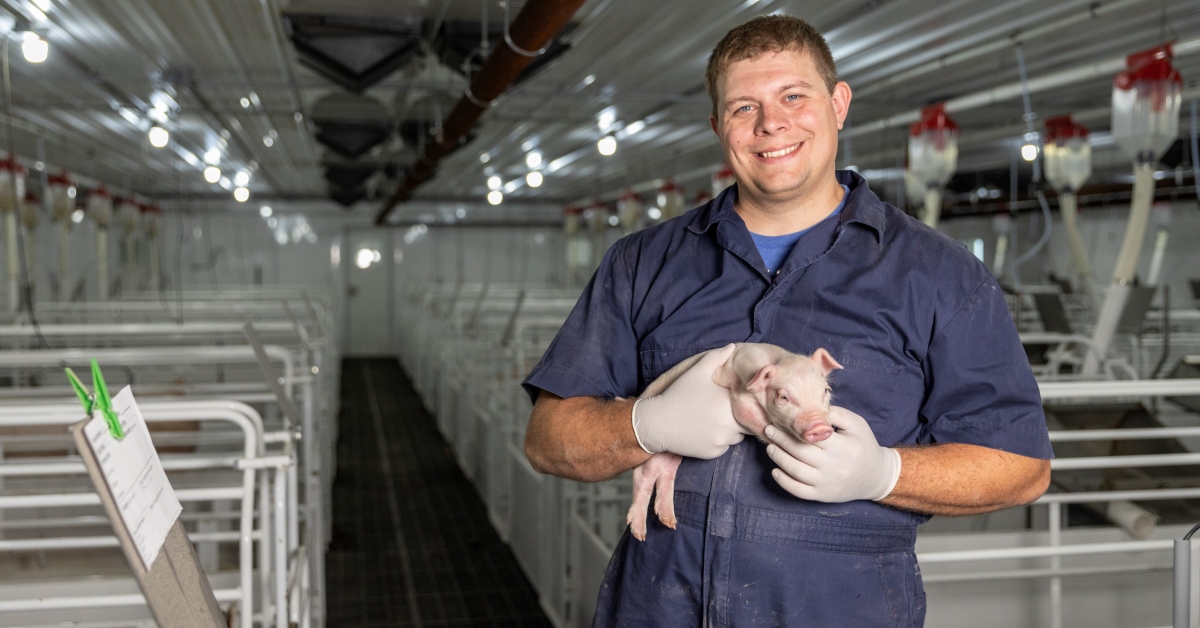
top-left (526, 171), bottom-right (543, 188)
top-left (1020, 143), bottom-right (1039, 162)
top-left (21, 33), bottom-right (48, 63)
top-left (203, 166), bottom-right (221, 183)
top-left (263, 136), bottom-right (274, 147)
top-left (234, 171), bottom-right (250, 187)
top-left (234, 187), bottom-right (249, 202)
top-left (148, 126), bottom-right (169, 148)
top-left (487, 190), bottom-right (503, 205)
top-left (259, 205), bottom-right (272, 218)
top-left (526, 151), bottom-right (542, 169)
top-left (597, 135), bottom-right (617, 156)
top-left (487, 175), bottom-right (502, 190)
top-left (204, 148), bottom-right (220, 164)
top-left (239, 97), bottom-right (250, 109)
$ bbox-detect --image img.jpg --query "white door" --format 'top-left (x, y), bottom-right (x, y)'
top-left (343, 228), bottom-right (393, 356)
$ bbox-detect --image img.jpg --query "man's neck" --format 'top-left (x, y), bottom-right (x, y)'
top-left (735, 178), bottom-right (845, 236)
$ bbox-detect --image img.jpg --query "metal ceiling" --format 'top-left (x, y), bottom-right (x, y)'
top-left (0, 0), bottom-right (1195, 220)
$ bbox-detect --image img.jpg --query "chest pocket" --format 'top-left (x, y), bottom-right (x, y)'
top-left (638, 346), bottom-right (714, 395)
top-left (827, 354), bottom-right (903, 438)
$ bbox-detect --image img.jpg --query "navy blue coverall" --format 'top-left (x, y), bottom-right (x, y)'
top-left (523, 170), bottom-right (1053, 627)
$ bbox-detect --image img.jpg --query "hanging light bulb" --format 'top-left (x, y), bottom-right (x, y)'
top-left (21, 33), bottom-right (48, 63)
top-left (487, 175), bottom-right (502, 190)
top-left (234, 187), bottom-right (249, 202)
top-left (234, 171), bottom-right (250, 187)
top-left (1020, 143), bottom-right (1039, 162)
top-left (597, 135), bottom-right (617, 156)
top-left (203, 166), bottom-right (221, 183)
top-left (148, 126), bottom-right (169, 148)
top-left (526, 151), bottom-right (543, 168)
top-left (487, 190), bottom-right (503, 205)
top-left (526, 171), bottom-right (543, 188)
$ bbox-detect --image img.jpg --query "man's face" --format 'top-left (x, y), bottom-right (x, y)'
top-left (710, 49), bottom-right (851, 207)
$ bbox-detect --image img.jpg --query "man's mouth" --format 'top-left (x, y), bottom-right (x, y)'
top-left (756, 142), bottom-right (801, 159)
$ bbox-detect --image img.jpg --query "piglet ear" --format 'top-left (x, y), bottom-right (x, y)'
top-left (747, 364), bottom-right (776, 393)
top-left (810, 348), bottom-right (843, 376)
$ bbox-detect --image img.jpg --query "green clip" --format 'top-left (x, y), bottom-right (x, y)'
top-left (64, 359), bottom-right (124, 439)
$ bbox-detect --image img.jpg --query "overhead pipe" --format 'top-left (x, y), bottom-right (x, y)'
top-left (852, 0), bottom-right (1149, 98)
top-left (375, 0), bottom-right (589, 225)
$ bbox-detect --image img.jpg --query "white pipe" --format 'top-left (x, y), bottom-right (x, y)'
top-left (1039, 377), bottom-right (1200, 399)
top-left (96, 227), bottom-right (108, 300)
top-left (0, 529), bottom-right (250, 552)
top-left (922, 188), bottom-right (941, 228)
top-left (58, 221), bottom-right (69, 300)
top-left (6, 212), bottom-right (17, 311)
top-left (1036, 488), bottom-right (1200, 504)
top-left (1050, 503), bottom-right (1062, 628)
top-left (0, 486), bottom-right (245, 509)
top-left (992, 233), bottom-right (1008, 277)
top-left (919, 539), bottom-right (1173, 563)
top-left (0, 588), bottom-right (241, 612)
top-left (275, 463), bottom-right (289, 628)
top-left (1050, 426), bottom-right (1200, 441)
top-left (149, 233), bottom-right (160, 291)
top-left (1083, 164), bottom-right (1157, 374)
top-left (1051, 453), bottom-right (1200, 470)
top-left (1147, 228), bottom-right (1169, 286)
top-left (1058, 192), bottom-right (1098, 304)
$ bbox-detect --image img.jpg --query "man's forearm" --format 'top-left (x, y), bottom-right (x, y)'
top-left (524, 391), bottom-right (651, 482)
top-left (878, 443), bottom-right (1050, 516)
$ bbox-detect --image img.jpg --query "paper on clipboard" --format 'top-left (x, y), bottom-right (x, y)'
top-left (83, 386), bottom-right (182, 570)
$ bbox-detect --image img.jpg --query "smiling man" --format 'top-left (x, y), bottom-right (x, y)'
top-left (523, 14), bottom-right (1052, 627)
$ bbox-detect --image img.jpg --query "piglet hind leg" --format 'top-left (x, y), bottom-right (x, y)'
top-left (625, 452), bottom-right (683, 541)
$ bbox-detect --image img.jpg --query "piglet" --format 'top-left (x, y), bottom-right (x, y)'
top-left (626, 343), bottom-right (842, 541)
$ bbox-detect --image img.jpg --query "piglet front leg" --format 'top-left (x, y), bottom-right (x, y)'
top-left (625, 452), bottom-right (683, 541)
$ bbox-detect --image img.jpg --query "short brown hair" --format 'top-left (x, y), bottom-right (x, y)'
top-left (705, 15), bottom-right (838, 117)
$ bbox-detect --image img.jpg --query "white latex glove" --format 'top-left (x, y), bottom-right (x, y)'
top-left (631, 344), bottom-right (746, 459)
top-left (764, 405), bottom-right (901, 502)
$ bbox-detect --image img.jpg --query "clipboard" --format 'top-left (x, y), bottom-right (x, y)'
top-left (69, 384), bottom-right (227, 627)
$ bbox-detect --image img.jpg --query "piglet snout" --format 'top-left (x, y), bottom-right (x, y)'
top-left (795, 410), bottom-right (833, 443)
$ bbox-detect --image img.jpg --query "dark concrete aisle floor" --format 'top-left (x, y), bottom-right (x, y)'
top-left (325, 358), bottom-right (554, 627)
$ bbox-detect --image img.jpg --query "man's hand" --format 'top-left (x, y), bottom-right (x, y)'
top-left (764, 406), bottom-right (901, 502)
top-left (632, 344), bottom-right (746, 459)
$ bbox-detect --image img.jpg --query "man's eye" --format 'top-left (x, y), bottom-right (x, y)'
top-left (737, 105), bottom-right (752, 113)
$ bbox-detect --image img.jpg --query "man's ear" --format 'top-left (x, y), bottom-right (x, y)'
top-left (710, 113), bottom-right (719, 136)
top-left (832, 81), bottom-right (852, 130)
top-left (810, 348), bottom-right (843, 376)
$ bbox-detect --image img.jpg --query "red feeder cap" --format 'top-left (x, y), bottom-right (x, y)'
top-left (47, 172), bottom-right (73, 187)
top-left (1044, 115), bottom-right (1089, 141)
top-left (563, 205), bottom-right (581, 216)
top-left (713, 164), bottom-right (733, 179)
top-left (909, 103), bottom-right (959, 136)
top-left (619, 189), bottom-right (639, 202)
top-left (0, 156), bottom-right (28, 176)
top-left (1114, 43), bottom-right (1183, 89)
top-left (90, 185), bottom-right (111, 198)
top-left (23, 191), bottom-right (38, 202)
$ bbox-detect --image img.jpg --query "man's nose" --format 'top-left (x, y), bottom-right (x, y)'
top-left (756, 103), bottom-right (788, 135)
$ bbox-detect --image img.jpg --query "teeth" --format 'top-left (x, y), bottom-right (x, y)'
top-left (760, 143), bottom-right (800, 158)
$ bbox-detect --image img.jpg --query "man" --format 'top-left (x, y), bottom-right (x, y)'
top-left (523, 14), bottom-right (1052, 627)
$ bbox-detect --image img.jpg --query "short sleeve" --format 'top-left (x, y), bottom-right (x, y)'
top-left (919, 277), bottom-right (1053, 459)
top-left (521, 239), bottom-right (641, 404)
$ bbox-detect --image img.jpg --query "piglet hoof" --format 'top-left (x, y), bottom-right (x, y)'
top-left (804, 423), bottom-right (834, 443)
top-left (626, 504), bottom-right (649, 541)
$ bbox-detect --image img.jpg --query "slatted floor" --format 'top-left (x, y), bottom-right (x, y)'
top-left (326, 358), bottom-right (554, 627)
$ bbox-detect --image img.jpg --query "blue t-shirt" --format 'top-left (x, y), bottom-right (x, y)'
top-left (750, 185), bottom-right (849, 273)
